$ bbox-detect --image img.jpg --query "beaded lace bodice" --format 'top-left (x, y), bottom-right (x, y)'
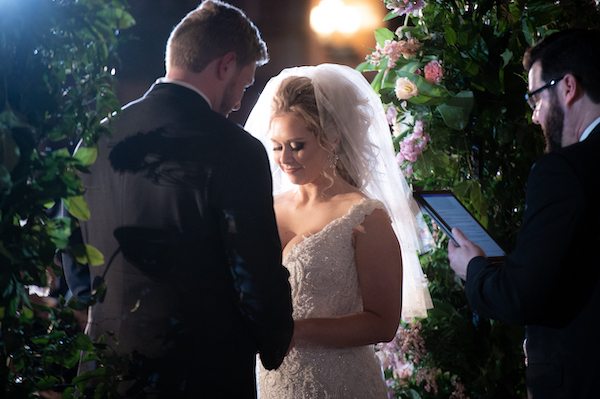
top-left (258, 198), bottom-right (388, 399)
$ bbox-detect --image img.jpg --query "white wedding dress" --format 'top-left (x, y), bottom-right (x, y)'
top-left (258, 198), bottom-right (388, 399)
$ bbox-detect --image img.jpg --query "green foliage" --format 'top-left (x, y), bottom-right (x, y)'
top-left (365, 0), bottom-right (600, 397)
top-left (417, 242), bottom-right (527, 398)
top-left (0, 0), bottom-right (134, 396)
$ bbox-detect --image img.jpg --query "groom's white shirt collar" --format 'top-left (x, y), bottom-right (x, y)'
top-left (156, 77), bottom-right (212, 109)
top-left (580, 116), bottom-right (600, 142)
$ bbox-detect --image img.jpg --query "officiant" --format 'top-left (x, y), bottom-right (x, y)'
top-left (448, 28), bottom-right (600, 399)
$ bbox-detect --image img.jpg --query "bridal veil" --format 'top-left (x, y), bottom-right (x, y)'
top-left (244, 64), bottom-right (433, 320)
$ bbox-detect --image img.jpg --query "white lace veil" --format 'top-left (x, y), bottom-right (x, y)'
top-left (244, 64), bottom-right (432, 321)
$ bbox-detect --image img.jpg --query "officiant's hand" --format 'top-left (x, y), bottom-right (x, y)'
top-left (448, 227), bottom-right (486, 280)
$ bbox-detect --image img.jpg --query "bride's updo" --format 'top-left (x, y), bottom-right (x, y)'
top-left (270, 75), bottom-right (358, 187)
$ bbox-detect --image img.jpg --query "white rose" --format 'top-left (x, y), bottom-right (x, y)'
top-left (395, 77), bottom-right (418, 100)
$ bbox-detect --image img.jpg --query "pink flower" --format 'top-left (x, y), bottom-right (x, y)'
top-left (370, 38), bottom-right (423, 68)
top-left (413, 120), bottom-right (424, 138)
top-left (392, 361), bottom-right (414, 379)
top-left (381, 40), bottom-right (402, 67)
top-left (386, 105), bottom-right (398, 125)
top-left (396, 152), bottom-right (404, 167)
top-left (403, 37), bottom-right (423, 59)
top-left (424, 59), bottom-right (445, 84)
top-left (376, 349), bottom-right (392, 370)
top-left (416, 366), bottom-right (439, 395)
top-left (395, 120), bottom-right (429, 178)
top-left (385, 0), bottom-right (425, 16)
top-left (450, 379), bottom-right (469, 399)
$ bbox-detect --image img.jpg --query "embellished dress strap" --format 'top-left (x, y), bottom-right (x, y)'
top-left (345, 198), bottom-right (387, 226)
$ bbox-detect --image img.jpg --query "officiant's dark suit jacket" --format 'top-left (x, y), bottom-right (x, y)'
top-left (79, 82), bottom-right (294, 398)
top-left (466, 125), bottom-right (600, 398)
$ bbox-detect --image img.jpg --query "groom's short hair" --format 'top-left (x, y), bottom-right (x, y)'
top-left (165, 0), bottom-right (268, 73)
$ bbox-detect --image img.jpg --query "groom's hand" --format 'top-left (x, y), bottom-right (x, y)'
top-left (448, 227), bottom-right (486, 280)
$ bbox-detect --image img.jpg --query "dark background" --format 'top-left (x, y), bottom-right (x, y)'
top-left (115, 0), bottom-right (385, 125)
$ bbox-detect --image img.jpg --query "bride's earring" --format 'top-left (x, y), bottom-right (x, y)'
top-left (329, 154), bottom-right (339, 172)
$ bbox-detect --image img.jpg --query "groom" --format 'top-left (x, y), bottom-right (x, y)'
top-left (449, 29), bottom-right (600, 398)
top-left (77, 1), bottom-right (293, 397)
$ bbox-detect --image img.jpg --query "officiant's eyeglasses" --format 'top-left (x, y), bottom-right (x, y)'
top-left (525, 76), bottom-right (564, 110)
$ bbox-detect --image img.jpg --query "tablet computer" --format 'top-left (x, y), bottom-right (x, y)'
top-left (414, 190), bottom-right (506, 260)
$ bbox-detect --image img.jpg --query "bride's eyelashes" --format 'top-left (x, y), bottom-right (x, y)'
top-left (272, 142), bottom-right (305, 152)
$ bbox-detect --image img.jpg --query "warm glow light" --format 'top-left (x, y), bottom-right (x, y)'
top-left (310, 0), bottom-right (361, 36)
top-left (338, 5), bottom-right (361, 34)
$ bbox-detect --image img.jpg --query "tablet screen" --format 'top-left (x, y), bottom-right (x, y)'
top-left (415, 191), bottom-right (505, 259)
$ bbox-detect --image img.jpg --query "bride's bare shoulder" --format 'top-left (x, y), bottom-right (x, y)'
top-left (335, 191), bottom-right (367, 207)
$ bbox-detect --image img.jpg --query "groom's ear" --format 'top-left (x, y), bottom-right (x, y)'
top-left (218, 52), bottom-right (237, 80)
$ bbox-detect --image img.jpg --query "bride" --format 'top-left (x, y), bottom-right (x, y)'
top-left (245, 64), bottom-right (432, 398)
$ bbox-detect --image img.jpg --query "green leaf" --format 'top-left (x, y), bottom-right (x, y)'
top-left (1, 129), bottom-right (21, 172)
top-left (452, 181), bottom-right (471, 199)
top-left (397, 60), bottom-right (424, 75)
top-left (374, 27), bottom-right (395, 47)
top-left (0, 165), bottom-right (12, 194)
top-left (428, 147), bottom-right (451, 169)
top-left (356, 61), bottom-right (375, 72)
top-left (91, 279), bottom-right (107, 302)
top-left (63, 195), bottom-right (91, 221)
top-left (436, 91), bottom-right (474, 130)
top-left (35, 376), bottom-right (59, 391)
top-left (43, 200), bottom-right (57, 209)
top-left (470, 185), bottom-right (488, 224)
top-left (82, 353), bottom-right (101, 362)
top-left (68, 296), bottom-right (89, 311)
top-left (22, 306), bottom-right (34, 320)
top-left (94, 382), bottom-right (107, 399)
top-left (73, 145), bottom-right (98, 166)
top-left (71, 244), bottom-right (105, 266)
top-left (414, 153), bottom-right (434, 179)
top-left (500, 49), bottom-right (513, 69)
top-left (62, 387), bottom-right (75, 399)
top-left (30, 336), bottom-right (50, 345)
top-left (370, 70), bottom-right (386, 94)
top-left (464, 59), bottom-right (480, 77)
top-left (383, 11), bottom-right (399, 22)
top-left (8, 294), bottom-right (19, 317)
top-left (445, 25), bottom-right (457, 46)
top-left (0, 109), bottom-right (28, 129)
top-left (522, 19), bottom-right (534, 46)
top-left (49, 218), bottom-right (72, 249)
top-left (74, 332), bottom-right (95, 352)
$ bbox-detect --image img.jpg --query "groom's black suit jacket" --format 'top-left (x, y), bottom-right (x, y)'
top-left (466, 125), bottom-right (600, 398)
top-left (79, 82), bottom-right (293, 398)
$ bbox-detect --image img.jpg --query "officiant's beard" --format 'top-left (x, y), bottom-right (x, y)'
top-left (544, 92), bottom-right (565, 153)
